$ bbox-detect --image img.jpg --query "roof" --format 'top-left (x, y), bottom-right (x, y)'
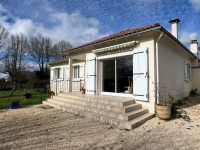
top-left (62, 22), bottom-right (197, 59)
top-left (48, 58), bottom-right (68, 65)
top-left (65, 23), bottom-right (161, 53)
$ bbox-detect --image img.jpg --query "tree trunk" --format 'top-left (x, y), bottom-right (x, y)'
top-left (9, 81), bottom-right (16, 96)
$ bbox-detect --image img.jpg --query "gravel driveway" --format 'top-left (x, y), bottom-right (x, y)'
top-left (1, 96), bottom-right (200, 150)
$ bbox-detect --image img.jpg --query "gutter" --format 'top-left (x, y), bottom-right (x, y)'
top-left (155, 30), bottom-right (163, 111)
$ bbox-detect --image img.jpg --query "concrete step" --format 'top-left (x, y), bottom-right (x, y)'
top-left (46, 98), bottom-right (144, 121)
top-left (47, 97), bottom-right (141, 113)
top-left (125, 113), bottom-right (155, 129)
top-left (55, 93), bottom-right (135, 106)
top-left (43, 100), bottom-right (154, 129)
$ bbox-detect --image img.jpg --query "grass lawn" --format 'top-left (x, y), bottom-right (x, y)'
top-left (0, 89), bottom-right (51, 109)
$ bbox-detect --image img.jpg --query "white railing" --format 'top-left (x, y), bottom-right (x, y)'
top-left (50, 79), bottom-right (85, 95)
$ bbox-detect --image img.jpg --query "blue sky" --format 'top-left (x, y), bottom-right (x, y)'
top-left (0, 0), bottom-right (200, 78)
top-left (0, 0), bottom-right (200, 47)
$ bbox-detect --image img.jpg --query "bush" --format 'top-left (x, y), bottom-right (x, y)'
top-left (8, 98), bottom-right (20, 104)
top-left (189, 88), bottom-right (198, 97)
top-left (23, 92), bottom-right (32, 99)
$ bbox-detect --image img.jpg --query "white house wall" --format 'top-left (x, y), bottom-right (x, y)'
top-left (191, 68), bottom-right (200, 94)
top-left (158, 37), bottom-right (192, 100)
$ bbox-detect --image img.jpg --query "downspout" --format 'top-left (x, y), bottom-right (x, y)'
top-left (155, 31), bottom-right (163, 112)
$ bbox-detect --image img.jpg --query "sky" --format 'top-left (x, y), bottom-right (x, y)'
top-left (0, 0), bottom-right (200, 78)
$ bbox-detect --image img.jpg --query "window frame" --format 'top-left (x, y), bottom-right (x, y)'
top-left (184, 61), bottom-right (191, 82)
top-left (73, 66), bottom-right (80, 79)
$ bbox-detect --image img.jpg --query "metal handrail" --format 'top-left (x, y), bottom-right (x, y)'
top-left (38, 84), bottom-right (50, 103)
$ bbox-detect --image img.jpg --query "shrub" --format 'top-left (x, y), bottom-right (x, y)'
top-left (23, 92), bottom-right (32, 99)
top-left (8, 98), bottom-right (20, 104)
top-left (189, 88), bottom-right (198, 97)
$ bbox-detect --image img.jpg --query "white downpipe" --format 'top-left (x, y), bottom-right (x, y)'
top-left (155, 31), bottom-right (163, 109)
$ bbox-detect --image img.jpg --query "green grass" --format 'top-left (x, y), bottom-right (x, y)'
top-left (0, 89), bottom-right (51, 109)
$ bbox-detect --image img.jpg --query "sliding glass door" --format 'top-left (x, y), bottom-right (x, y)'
top-left (102, 56), bottom-right (133, 94)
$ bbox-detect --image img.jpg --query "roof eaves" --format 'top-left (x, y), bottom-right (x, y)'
top-left (48, 58), bottom-right (69, 65)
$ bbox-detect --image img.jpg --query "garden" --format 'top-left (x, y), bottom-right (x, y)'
top-left (0, 88), bottom-right (51, 110)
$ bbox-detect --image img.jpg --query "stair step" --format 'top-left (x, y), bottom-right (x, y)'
top-left (43, 93), bottom-right (155, 130)
top-left (122, 108), bottom-right (149, 121)
top-left (125, 113), bottom-right (155, 129)
top-left (56, 93), bottom-right (135, 106)
top-left (47, 97), bottom-right (141, 113)
top-left (43, 100), bottom-right (154, 129)
top-left (47, 99), bottom-right (145, 121)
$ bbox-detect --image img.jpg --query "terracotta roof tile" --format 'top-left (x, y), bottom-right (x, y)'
top-left (65, 23), bottom-right (160, 52)
top-left (48, 58), bottom-right (68, 65)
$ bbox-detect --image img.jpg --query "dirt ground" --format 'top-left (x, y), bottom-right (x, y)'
top-left (1, 96), bottom-right (200, 150)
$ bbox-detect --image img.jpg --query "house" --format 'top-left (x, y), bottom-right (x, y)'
top-left (45, 18), bottom-right (199, 129)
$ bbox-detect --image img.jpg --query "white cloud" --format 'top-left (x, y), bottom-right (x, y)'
top-left (179, 31), bottom-right (198, 44)
top-left (9, 18), bottom-right (36, 38)
top-left (0, 3), bottom-right (103, 47)
top-left (0, 72), bottom-right (9, 79)
top-left (189, 0), bottom-right (200, 11)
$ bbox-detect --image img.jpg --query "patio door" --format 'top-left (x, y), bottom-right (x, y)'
top-left (87, 56), bottom-right (96, 94)
top-left (102, 56), bottom-right (133, 94)
top-left (133, 47), bottom-right (148, 101)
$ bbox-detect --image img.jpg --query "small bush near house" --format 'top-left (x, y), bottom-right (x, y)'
top-left (189, 88), bottom-right (198, 97)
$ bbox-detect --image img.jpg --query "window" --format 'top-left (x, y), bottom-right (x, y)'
top-left (74, 66), bottom-right (80, 78)
top-left (102, 56), bottom-right (133, 94)
top-left (184, 61), bottom-right (191, 81)
top-left (57, 68), bottom-right (60, 79)
top-left (54, 68), bottom-right (64, 80)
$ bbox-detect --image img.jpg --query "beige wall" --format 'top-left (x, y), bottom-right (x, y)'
top-left (192, 68), bottom-right (200, 94)
top-left (158, 37), bottom-right (192, 100)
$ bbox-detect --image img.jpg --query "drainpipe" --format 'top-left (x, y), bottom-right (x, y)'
top-left (155, 31), bottom-right (163, 112)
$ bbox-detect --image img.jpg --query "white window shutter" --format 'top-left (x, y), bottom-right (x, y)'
top-left (79, 64), bottom-right (84, 78)
top-left (87, 56), bottom-right (96, 94)
top-left (133, 47), bottom-right (148, 101)
top-left (51, 69), bottom-right (54, 80)
top-left (66, 66), bottom-right (69, 80)
top-left (60, 67), bottom-right (64, 80)
top-left (184, 61), bottom-right (187, 81)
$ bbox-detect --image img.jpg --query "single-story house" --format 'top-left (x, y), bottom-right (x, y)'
top-left (44, 18), bottom-right (199, 129)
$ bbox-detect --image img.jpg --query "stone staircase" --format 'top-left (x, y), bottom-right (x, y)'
top-left (42, 92), bottom-right (155, 130)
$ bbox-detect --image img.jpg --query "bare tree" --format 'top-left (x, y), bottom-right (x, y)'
top-left (53, 40), bottom-right (72, 59)
top-left (2, 33), bottom-right (28, 96)
top-left (28, 35), bottom-right (57, 77)
top-left (0, 24), bottom-right (9, 60)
